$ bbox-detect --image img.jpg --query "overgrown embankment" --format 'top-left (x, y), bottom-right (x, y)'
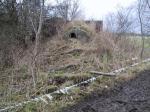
top-left (0, 28), bottom-right (150, 112)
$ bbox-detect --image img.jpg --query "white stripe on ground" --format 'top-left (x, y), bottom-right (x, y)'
top-left (0, 58), bottom-right (149, 112)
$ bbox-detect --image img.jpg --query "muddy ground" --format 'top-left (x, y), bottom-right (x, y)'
top-left (64, 70), bottom-right (150, 112)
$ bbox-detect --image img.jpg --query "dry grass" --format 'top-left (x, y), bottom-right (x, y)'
top-left (0, 22), bottom-right (148, 112)
top-left (13, 62), bottom-right (150, 112)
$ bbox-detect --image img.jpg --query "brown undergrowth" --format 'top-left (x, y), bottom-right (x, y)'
top-left (0, 29), bottom-right (144, 112)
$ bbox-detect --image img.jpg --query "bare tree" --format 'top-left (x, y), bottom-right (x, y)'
top-left (0, 0), bottom-right (19, 68)
top-left (137, 0), bottom-right (145, 59)
top-left (105, 6), bottom-right (135, 43)
top-left (69, 0), bottom-right (81, 20)
top-left (55, 0), bottom-right (81, 21)
top-left (27, 0), bottom-right (44, 88)
top-left (146, 0), bottom-right (150, 9)
top-left (137, 0), bottom-right (150, 58)
top-left (105, 13), bottom-right (116, 33)
top-left (0, 0), bottom-right (45, 86)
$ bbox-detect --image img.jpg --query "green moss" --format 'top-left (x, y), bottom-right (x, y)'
top-left (45, 85), bottom-right (58, 93)
top-left (16, 65), bottom-right (29, 80)
top-left (19, 103), bottom-right (38, 112)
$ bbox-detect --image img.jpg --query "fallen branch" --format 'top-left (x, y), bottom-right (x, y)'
top-left (49, 63), bottom-right (79, 72)
top-left (64, 49), bottom-right (84, 55)
top-left (90, 71), bottom-right (116, 76)
top-left (0, 58), bottom-right (149, 112)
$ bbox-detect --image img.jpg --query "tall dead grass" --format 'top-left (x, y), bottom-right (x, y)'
top-left (0, 22), bottom-right (143, 112)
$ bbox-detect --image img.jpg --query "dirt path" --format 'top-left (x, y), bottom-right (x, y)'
top-left (64, 70), bottom-right (150, 112)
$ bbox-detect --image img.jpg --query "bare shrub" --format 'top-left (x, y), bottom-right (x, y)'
top-left (92, 32), bottom-right (115, 56)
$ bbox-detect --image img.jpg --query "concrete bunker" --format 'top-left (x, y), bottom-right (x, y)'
top-left (64, 26), bottom-right (91, 42)
top-left (70, 32), bottom-right (77, 38)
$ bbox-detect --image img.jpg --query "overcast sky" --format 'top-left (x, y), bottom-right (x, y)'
top-left (81, 0), bottom-right (137, 20)
top-left (46, 0), bottom-right (137, 20)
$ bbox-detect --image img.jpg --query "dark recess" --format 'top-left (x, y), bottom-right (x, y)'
top-left (70, 32), bottom-right (77, 38)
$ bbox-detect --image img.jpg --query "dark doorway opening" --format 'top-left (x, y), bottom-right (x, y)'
top-left (70, 32), bottom-right (77, 38)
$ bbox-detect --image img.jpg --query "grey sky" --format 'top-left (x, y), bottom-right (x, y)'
top-left (46, 0), bottom-right (137, 20)
top-left (81, 0), bottom-right (136, 20)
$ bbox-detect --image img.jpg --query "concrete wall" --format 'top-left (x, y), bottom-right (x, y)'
top-left (85, 20), bottom-right (103, 32)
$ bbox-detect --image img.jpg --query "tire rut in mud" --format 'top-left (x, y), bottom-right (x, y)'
top-left (64, 70), bottom-right (150, 112)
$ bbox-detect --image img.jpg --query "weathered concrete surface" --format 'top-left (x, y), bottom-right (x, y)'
top-left (64, 70), bottom-right (150, 112)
